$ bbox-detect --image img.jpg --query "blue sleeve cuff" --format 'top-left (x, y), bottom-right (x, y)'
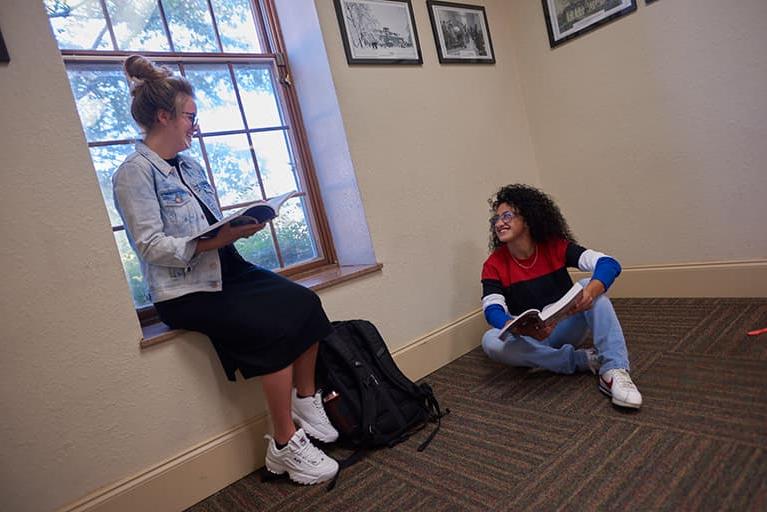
top-left (484, 304), bottom-right (511, 329)
top-left (592, 256), bottom-right (622, 290)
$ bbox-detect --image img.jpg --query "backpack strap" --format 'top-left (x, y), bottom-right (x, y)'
top-left (417, 384), bottom-right (450, 452)
top-left (325, 323), bottom-right (378, 445)
top-left (352, 321), bottom-right (416, 396)
top-left (326, 447), bottom-right (367, 491)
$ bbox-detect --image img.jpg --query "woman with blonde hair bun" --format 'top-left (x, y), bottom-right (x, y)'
top-left (114, 55), bottom-right (339, 485)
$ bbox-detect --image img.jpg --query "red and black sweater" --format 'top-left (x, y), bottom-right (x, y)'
top-left (481, 239), bottom-right (620, 328)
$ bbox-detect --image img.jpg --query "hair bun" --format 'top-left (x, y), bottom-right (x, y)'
top-left (124, 54), bottom-right (171, 85)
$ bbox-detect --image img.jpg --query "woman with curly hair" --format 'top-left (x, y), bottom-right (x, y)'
top-left (480, 184), bottom-right (642, 409)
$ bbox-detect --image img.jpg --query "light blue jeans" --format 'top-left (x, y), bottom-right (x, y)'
top-left (481, 281), bottom-right (630, 375)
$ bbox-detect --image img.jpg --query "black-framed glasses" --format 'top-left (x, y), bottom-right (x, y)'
top-left (181, 111), bottom-right (198, 126)
top-left (490, 211), bottom-right (516, 226)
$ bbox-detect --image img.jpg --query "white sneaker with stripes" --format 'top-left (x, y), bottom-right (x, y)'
top-left (264, 428), bottom-right (339, 485)
top-left (599, 368), bottom-right (642, 409)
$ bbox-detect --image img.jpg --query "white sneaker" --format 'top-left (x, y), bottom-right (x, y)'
top-left (291, 389), bottom-right (339, 443)
top-left (599, 369), bottom-right (642, 409)
top-left (264, 428), bottom-right (339, 485)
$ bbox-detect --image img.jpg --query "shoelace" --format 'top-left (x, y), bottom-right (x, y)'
top-left (612, 370), bottom-right (637, 390)
top-left (312, 394), bottom-right (331, 423)
top-left (293, 436), bottom-right (324, 464)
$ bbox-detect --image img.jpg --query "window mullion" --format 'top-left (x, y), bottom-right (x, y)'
top-left (61, 52), bottom-right (281, 63)
top-left (226, 62), bottom-right (287, 269)
top-left (177, 62), bottom-right (221, 213)
top-left (156, 0), bottom-right (176, 53)
top-left (205, 0), bottom-right (225, 52)
top-left (97, 0), bottom-right (119, 50)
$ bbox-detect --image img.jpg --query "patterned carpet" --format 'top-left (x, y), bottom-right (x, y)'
top-left (186, 298), bottom-right (767, 511)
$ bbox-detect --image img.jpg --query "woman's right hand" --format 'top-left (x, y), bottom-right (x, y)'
top-left (217, 221), bottom-right (266, 243)
top-left (194, 221), bottom-right (266, 255)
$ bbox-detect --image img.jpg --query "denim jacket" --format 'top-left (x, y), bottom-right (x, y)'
top-left (113, 142), bottom-right (223, 302)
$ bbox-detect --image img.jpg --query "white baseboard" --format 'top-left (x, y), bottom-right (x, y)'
top-left (572, 259), bottom-right (767, 298)
top-left (58, 414), bottom-right (270, 512)
top-left (58, 312), bottom-right (486, 512)
top-left (391, 309), bottom-right (486, 381)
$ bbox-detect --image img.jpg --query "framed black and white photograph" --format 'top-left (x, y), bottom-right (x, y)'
top-left (426, 1), bottom-right (495, 64)
top-left (0, 28), bottom-right (9, 63)
top-left (542, 0), bottom-right (637, 48)
top-left (333, 0), bottom-right (423, 65)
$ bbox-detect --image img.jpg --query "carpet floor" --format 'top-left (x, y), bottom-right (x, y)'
top-left (186, 298), bottom-right (767, 511)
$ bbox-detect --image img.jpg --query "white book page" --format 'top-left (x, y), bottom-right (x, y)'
top-left (540, 282), bottom-right (584, 322)
top-left (193, 191), bottom-right (296, 239)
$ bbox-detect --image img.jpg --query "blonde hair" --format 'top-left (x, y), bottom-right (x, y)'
top-left (123, 55), bottom-right (194, 132)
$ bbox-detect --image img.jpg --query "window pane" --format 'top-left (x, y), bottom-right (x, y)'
top-left (203, 134), bottom-right (262, 206)
top-left (250, 130), bottom-right (299, 197)
top-left (45, 0), bottom-right (113, 50)
top-left (106, 0), bottom-right (170, 52)
top-left (233, 64), bottom-right (282, 128)
top-left (184, 64), bottom-right (244, 133)
top-left (90, 144), bottom-right (136, 226)
top-left (210, 0), bottom-right (262, 53)
top-left (273, 197), bottom-right (319, 266)
top-left (163, 0), bottom-right (219, 52)
top-left (234, 230), bottom-right (279, 270)
top-left (114, 230), bottom-right (151, 308)
top-left (184, 137), bottom-right (205, 164)
top-left (67, 63), bottom-right (139, 142)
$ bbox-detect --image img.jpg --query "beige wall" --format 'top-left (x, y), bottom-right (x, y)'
top-left (313, 0), bottom-right (538, 333)
top-left (1, 0), bottom-right (765, 510)
top-left (509, 0), bottom-right (767, 263)
top-left (0, 1), bottom-right (533, 510)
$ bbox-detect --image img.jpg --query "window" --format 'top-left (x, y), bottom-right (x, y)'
top-left (45, 0), bottom-right (335, 324)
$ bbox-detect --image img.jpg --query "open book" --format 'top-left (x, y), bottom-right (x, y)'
top-left (192, 190), bottom-right (297, 239)
top-left (498, 282), bottom-right (584, 340)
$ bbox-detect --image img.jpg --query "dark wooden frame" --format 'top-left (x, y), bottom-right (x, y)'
top-left (426, 0), bottom-right (495, 64)
top-left (0, 28), bottom-right (9, 63)
top-left (541, 0), bottom-right (637, 48)
top-left (333, 0), bottom-right (423, 65)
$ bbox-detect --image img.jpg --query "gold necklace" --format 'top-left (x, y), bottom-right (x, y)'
top-left (511, 245), bottom-right (538, 270)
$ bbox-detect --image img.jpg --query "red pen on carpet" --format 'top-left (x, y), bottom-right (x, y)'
top-left (747, 327), bottom-right (767, 336)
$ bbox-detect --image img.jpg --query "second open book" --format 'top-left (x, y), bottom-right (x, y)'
top-left (192, 190), bottom-right (297, 239)
top-left (498, 281), bottom-right (584, 340)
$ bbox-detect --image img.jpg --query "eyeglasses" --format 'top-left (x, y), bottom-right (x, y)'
top-left (181, 111), bottom-right (198, 126)
top-left (490, 211), bottom-right (517, 226)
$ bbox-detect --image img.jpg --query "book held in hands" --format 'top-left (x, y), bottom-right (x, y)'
top-left (498, 282), bottom-right (584, 340)
top-left (192, 190), bottom-right (297, 239)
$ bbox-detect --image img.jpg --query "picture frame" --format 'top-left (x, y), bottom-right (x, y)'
top-left (333, 0), bottom-right (423, 65)
top-left (0, 28), bottom-right (9, 63)
top-left (426, 1), bottom-right (495, 64)
top-left (541, 0), bottom-right (637, 48)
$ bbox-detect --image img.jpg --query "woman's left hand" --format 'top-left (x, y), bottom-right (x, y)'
top-left (571, 280), bottom-right (605, 314)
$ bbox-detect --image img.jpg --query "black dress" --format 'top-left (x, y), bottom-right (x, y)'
top-left (154, 159), bottom-right (332, 381)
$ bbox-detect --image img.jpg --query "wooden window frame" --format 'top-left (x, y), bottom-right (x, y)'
top-left (53, 0), bottom-right (337, 326)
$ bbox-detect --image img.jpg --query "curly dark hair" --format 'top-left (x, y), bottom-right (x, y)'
top-left (488, 184), bottom-right (576, 250)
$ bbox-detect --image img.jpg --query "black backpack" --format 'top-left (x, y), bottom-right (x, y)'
top-left (317, 320), bottom-right (448, 486)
